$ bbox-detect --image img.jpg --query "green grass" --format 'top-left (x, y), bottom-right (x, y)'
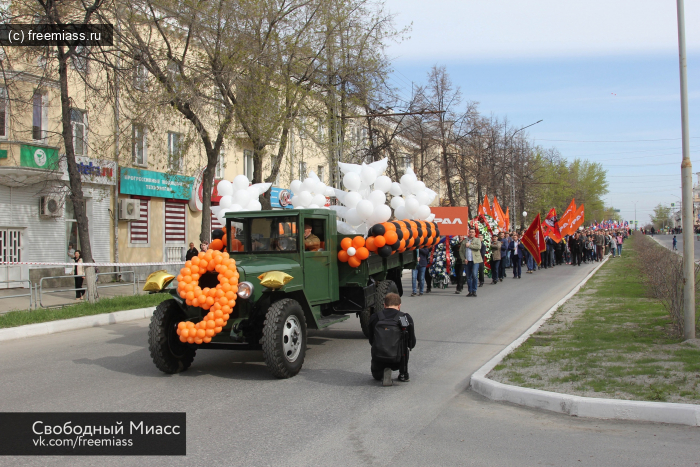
top-left (0, 293), bottom-right (171, 329)
top-left (490, 234), bottom-right (700, 404)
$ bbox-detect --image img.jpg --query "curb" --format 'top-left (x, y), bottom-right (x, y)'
top-left (0, 307), bottom-right (156, 343)
top-left (470, 254), bottom-right (700, 427)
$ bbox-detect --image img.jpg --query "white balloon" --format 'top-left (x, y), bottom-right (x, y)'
top-left (400, 181), bottom-right (414, 197)
top-left (390, 196), bottom-right (405, 209)
top-left (344, 191), bottom-right (362, 209)
top-left (290, 180), bottom-right (303, 195)
top-left (356, 199), bottom-right (375, 220)
top-left (311, 193), bottom-right (327, 207)
top-left (374, 204), bottom-right (392, 223)
top-left (219, 195), bottom-right (233, 209)
top-left (217, 180), bottom-right (233, 197)
top-left (324, 186), bottom-right (336, 197)
top-left (233, 174), bottom-right (249, 191)
top-left (247, 199), bottom-right (262, 211)
top-left (229, 203), bottom-right (243, 212)
top-left (416, 205), bottom-right (431, 220)
top-left (299, 191), bottom-right (313, 207)
top-left (336, 221), bottom-right (356, 235)
top-left (400, 171), bottom-right (417, 186)
top-left (369, 190), bottom-right (386, 206)
top-left (368, 158), bottom-right (388, 176)
top-left (425, 189), bottom-right (438, 204)
top-left (333, 188), bottom-right (347, 204)
top-left (412, 180), bottom-right (426, 194)
top-left (330, 205), bottom-right (348, 217)
top-left (344, 208), bottom-right (361, 226)
top-left (246, 186), bottom-right (259, 200)
top-left (314, 181), bottom-right (327, 195)
top-left (416, 191), bottom-right (431, 206)
top-left (308, 204), bottom-right (320, 209)
top-left (253, 182), bottom-right (272, 195)
top-left (347, 247), bottom-right (356, 257)
top-left (308, 171), bottom-right (320, 182)
top-left (373, 175), bottom-right (392, 193)
top-left (291, 195), bottom-right (300, 207)
top-left (426, 213), bottom-right (436, 222)
top-left (394, 205), bottom-right (408, 220)
top-left (302, 177), bottom-right (316, 193)
top-left (360, 166), bottom-right (377, 185)
top-left (389, 182), bottom-right (403, 197)
top-left (233, 190), bottom-right (250, 207)
top-left (405, 198), bottom-right (420, 215)
top-left (343, 172), bottom-right (361, 191)
top-left (338, 161), bottom-right (362, 174)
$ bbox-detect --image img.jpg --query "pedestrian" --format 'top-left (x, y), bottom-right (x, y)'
top-left (500, 232), bottom-right (510, 282)
top-left (509, 233), bottom-right (524, 278)
top-left (200, 242), bottom-right (209, 253)
top-left (595, 232), bottom-right (605, 262)
top-left (490, 234), bottom-right (501, 283)
top-left (478, 234), bottom-right (486, 287)
top-left (453, 236), bottom-right (464, 294)
top-left (73, 250), bottom-right (85, 300)
top-left (673, 235), bottom-right (678, 251)
top-left (610, 233), bottom-right (617, 257)
top-left (616, 232), bottom-right (623, 256)
top-left (424, 248), bottom-right (433, 293)
top-left (185, 242), bottom-right (198, 260)
top-left (411, 247), bottom-right (429, 296)
top-left (67, 243), bottom-right (75, 261)
top-left (460, 228), bottom-right (482, 297)
top-left (369, 293), bottom-right (416, 385)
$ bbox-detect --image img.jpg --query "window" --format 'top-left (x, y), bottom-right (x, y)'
top-left (32, 90), bottom-right (47, 141)
top-left (168, 132), bottom-right (182, 172)
top-left (0, 228), bottom-right (21, 262)
top-left (134, 64), bottom-right (148, 90)
top-left (299, 161), bottom-right (307, 180)
top-left (228, 216), bottom-right (299, 253)
top-left (216, 143), bottom-right (226, 179)
top-left (211, 212), bottom-right (224, 233)
top-left (317, 165), bottom-right (325, 183)
top-left (361, 128), bottom-right (368, 144)
top-left (132, 124), bottom-right (147, 166)
top-left (318, 120), bottom-right (325, 139)
top-left (243, 149), bottom-right (254, 179)
top-left (70, 109), bottom-right (87, 156)
top-left (72, 45), bottom-right (88, 72)
top-left (299, 116), bottom-right (306, 139)
top-left (164, 201), bottom-right (186, 244)
top-left (129, 198), bottom-right (149, 245)
top-left (402, 155), bottom-right (412, 172)
top-left (0, 87), bottom-right (7, 138)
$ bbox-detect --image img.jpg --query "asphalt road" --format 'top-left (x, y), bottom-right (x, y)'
top-left (652, 233), bottom-right (700, 261)
top-left (1, 262), bottom-right (699, 466)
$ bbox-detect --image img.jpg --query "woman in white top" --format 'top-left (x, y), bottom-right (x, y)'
top-left (74, 250), bottom-right (85, 300)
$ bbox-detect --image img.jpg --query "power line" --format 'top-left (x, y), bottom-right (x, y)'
top-left (537, 137), bottom-right (700, 143)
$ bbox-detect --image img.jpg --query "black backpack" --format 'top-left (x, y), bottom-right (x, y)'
top-left (371, 310), bottom-right (404, 363)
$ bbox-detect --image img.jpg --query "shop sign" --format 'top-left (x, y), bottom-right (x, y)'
top-left (20, 145), bottom-right (59, 170)
top-left (270, 187), bottom-right (294, 209)
top-left (60, 156), bottom-right (116, 185)
top-left (120, 167), bottom-right (194, 200)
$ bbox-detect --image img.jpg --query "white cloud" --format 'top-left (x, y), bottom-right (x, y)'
top-left (385, 0), bottom-right (700, 59)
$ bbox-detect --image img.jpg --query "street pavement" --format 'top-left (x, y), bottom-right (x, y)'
top-left (652, 233), bottom-right (700, 261)
top-left (1, 261), bottom-right (699, 466)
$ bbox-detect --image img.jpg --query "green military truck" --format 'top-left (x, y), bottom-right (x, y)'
top-left (148, 208), bottom-right (416, 378)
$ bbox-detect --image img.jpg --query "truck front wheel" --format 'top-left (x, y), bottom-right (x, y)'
top-left (360, 280), bottom-right (399, 338)
top-left (148, 299), bottom-right (196, 374)
top-left (262, 299), bottom-right (307, 378)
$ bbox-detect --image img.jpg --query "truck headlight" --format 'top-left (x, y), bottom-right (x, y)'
top-left (237, 281), bottom-right (254, 299)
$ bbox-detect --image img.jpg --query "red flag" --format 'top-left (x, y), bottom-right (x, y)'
top-left (543, 208), bottom-right (563, 242)
top-left (569, 204), bottom-right (585, 233)
top-left (522, 213), bottom-right (543, 264)
top-left (559, 199), bottom-right (576, 236)
top-left (492, 197), bottom-right (506, 230)
top-left (504, 207), bottom-right (510, 231)
top-left (481, 195), bottom-right (491, 218)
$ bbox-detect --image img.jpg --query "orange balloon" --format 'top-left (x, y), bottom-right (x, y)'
top-left (221, 234), bottom-right (227, 245)
top-left (192, 298), bottom-right (200, 307)
top-left (181, 267), bottom-right (191, 276)
top-left (348, 256), bottom-right (362, 268)
top-left (338, 250), bottom-right (349, 262)
top-left (179, 335), bottom-right (188, 343)
top-left (214, 310), bottom-right (223, 319)
top-left (191, 273), bottom-right (200, 281)
top-left (374, 235), bottom-right (386, 248)
top-left (215, 326), bottom-right (223, 333)
top-left (205, 329), bottom-right (215, 337)
top-left (382, 222), bottom-right (396, 231)
top-left (355, 247), bottom-right (369, 260)
top-left (384, 230), bottom-right (398, 245)
top-left (176, 274), bottom-right (184, 283)
top-left (187, 337), bottom-right (195, 344)
top-left (340, 237), bottom-right (353, 250)
top-left (352, 236), bottom-right (365, 248)
top-left (196, 329), bottom-right (206, 338)
top-left (365, 237), bottom-right (377, 252)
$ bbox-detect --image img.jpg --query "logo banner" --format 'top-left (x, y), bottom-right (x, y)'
top-left (430, 206), bottom-right (471, 236)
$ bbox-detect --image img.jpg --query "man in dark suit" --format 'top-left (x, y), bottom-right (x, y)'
top-left (499, 232), bottom-right (510, 282)
top-left (509, 233), bottom-right (525, 278)
top-left (185, 242), bottom-right (198, 260)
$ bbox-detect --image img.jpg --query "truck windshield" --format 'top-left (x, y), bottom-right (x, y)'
top-left (228, 216), bottom-right (299, 253)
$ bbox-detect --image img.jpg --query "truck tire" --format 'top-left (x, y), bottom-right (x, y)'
top-left (360, 280), bottom-right (399, 338)
top-left (262, 298), bottom-right (307, 378)
top-left (148, 299), bottom-right (196, 374)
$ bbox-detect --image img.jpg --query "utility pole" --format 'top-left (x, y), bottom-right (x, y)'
top-left (508, 120), bottom-right (542, 229)
top-left (633, 201), bottom-right (638, 230)
top-left (677, 0), bottom-right (695, 339)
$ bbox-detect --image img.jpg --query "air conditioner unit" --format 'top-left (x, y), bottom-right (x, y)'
top-left (39, 194), bottom-right (63, 217)
top-left (119, 199), bottom-right (141, 221)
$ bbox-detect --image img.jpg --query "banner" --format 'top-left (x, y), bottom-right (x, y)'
top-left (522, 213), bottom-right (543, 264)
top-left (120, 167), bottom-right (194, 200)
top-left (481, 195), bottom-right (491, 218)
top-left (559, 199), bottom-right (576, 236)
top-left (430, 206), bottom-right (471, 236)
top-left (492, 197), bottom-right (506, 230)
top-left (20, 144), bottom-right (59, 170)
top-left (569, 204), bottom-right (585, 233)
top-left (543, 208), bottom-right (563, 242)
top-left (505, 207), bottom-right (510, 232)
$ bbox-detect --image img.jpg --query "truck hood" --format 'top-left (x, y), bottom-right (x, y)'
top-left (235, 257), bottom-right (303, 289)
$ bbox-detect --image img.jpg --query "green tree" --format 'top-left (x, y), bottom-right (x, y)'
top-left (650, 204), bottom-right (672, 230)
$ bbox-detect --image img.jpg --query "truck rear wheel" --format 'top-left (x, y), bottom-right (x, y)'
top-left (148, 299), bottom-right (196, 374)
top-left (360, 280), bottom-right (399, 338)
top-left (262, 299), bottom-right (307, 378)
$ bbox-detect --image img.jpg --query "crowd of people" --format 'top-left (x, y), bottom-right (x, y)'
top-left (410, 227), bottom-right (631, 297)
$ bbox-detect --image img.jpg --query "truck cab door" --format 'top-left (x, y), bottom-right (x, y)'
top-left (302, 217), bottom-right (333, 304)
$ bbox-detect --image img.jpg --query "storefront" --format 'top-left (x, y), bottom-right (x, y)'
top-left (118, 167), bottom-right (197, 263)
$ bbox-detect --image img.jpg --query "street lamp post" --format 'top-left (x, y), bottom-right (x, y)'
top-left (509, 120), bottom-right (542, 229)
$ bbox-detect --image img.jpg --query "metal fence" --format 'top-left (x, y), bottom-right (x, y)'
top-left (0, 280), bottom-right (33, 311)
top-left (38, 271), bottom-right (137, 309)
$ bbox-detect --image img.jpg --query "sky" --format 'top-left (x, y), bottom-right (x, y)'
top-left (383, 0), bottom-right (700, 226)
